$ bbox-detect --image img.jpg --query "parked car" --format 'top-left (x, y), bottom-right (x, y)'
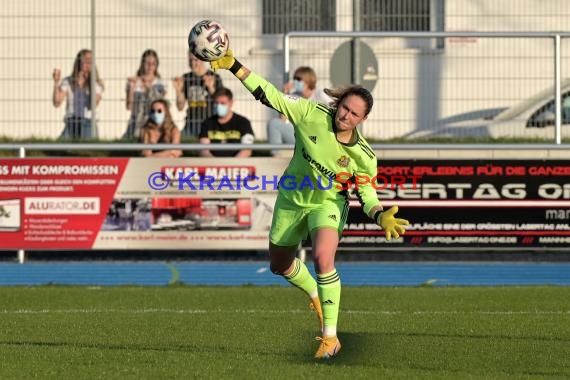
top-left (406, 78), bottom-right (570, 140)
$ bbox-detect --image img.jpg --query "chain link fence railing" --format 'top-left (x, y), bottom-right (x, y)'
top-left (2, 0), bottom-right (570, 142)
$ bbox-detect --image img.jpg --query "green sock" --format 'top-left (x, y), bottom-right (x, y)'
top-left (283, 258), bottom-right (318, 298)
top-left (317, 269), bottom-right (341, 337)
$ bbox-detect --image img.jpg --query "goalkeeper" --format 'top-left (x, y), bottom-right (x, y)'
top-left (211, 50), bottom-right (409, 359)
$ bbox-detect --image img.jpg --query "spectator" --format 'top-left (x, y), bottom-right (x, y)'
top-left (125, 49), bottom-right (166, 139)
top-left (52, 49), bottom-right (104, 139)
top-left (266, 66), bottom-right (332, 156)
top-left (198, 87), bottom-right (254, 157)
top-left (173, 52), bottom-right (223, 138)
top-left (140, 99), bottom-right (182, 158)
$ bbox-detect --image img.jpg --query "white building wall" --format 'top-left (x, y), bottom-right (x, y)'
top-left (1, 0), bottom-right (570, 141)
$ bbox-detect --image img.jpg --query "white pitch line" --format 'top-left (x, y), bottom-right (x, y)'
top-left (0, 309), bottom-right (569, 315)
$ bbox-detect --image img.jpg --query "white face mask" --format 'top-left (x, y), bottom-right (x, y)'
top-left (150, 111), bottom-right (165, 125)
top-left (214, 103), bottom-right (229, 118)
top-left (293, 79), bottom-right (305, 93)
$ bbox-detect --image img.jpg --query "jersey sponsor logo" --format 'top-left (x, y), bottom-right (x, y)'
top-left (336, 155), bottom-right (350, 168)
top-left (309, 136), bottom-right (317, 144)
top-left (301, 147), bottom-right (336, 178)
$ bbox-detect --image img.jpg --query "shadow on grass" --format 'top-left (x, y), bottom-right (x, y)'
top-left (380, 330), bottom-right (570, 343)
top-left (289, 331), bottom-right (384, 367)
top-left (288, 330), bottom-right (570, 378)
top-left (0, 338), bottom-right (307, 361)
top-left (4, 332), bottom-right (568, 377)
top-left (0, 339), bottom-right (216, 354)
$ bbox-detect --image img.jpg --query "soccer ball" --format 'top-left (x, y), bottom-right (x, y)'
top-left (188, 20), bottom-right (229, 62)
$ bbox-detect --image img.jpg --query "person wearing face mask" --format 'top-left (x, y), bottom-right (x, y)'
top-left (125, 49), bottom-right (167, 139)
top-left (139, 99), bottom-right (182, 158)
top-left (198, 87), bottom-right (255, 157)
top-left (266, 66), bottom-right (332, 157)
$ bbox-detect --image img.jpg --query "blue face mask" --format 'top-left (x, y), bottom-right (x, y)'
top-left (214, 103), bottom-right (229, 118)
top-left (150, 111), bottom-right (165, 125)
top-left (293, 79), bottom-right (305, 94)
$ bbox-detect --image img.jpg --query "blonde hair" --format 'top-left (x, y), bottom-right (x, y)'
top-left (137, 49), bottom-right (161, 78)
top-left (293, 66), bottom-right (317, 90)
top-left (70, 49), bottom-right (103, 91)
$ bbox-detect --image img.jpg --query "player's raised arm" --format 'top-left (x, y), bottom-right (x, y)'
top-left (210, 49), bottom-right (313, 126)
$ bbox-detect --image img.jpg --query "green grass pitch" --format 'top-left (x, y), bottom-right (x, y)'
top-left (0, 286), bottom-right (568, 379)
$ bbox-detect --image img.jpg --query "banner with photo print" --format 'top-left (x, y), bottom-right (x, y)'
top-left (1, 157), bottom-right (569, 250)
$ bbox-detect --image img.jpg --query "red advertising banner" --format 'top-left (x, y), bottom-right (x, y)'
top-left (2, 157), bottom-right (570, 251)
top-left (0, 157), bottom-right (286, 250)
top-left (0, 158), bottom-right (128, 248)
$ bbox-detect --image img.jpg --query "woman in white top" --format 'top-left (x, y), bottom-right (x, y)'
top-left (125, 49), bottom-right (167, 138)
top-left (52, 49), bottom-right (104, 139)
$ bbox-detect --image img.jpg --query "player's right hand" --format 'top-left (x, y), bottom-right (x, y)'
top-left (210, 49), bottom-right (236, 72)
top-left (377, 205), bottom-right (409, 241)
top-left (53, 69), bottom-right (61, 83)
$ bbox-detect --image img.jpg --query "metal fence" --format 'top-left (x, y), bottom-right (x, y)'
top-left (2, 0), bottom-right (570, 142)
top-left (284, 31), bottom-right (570, 143)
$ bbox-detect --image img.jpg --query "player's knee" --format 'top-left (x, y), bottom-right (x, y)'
top-left (312, 250), bottom-right (334, 271)
top-left (269, 262), bottom-right (288, 275)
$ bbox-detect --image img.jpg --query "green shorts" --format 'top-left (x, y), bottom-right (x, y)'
top-left (269, 194), bottom-right (349, 247)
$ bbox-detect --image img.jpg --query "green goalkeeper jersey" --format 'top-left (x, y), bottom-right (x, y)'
top-left (243, 72), bottom-right (381, 216)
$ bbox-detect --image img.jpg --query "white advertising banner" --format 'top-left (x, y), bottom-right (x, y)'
top-left (92, 157), bottom-right (288, 250)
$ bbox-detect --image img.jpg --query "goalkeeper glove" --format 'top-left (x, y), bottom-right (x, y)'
top-left (210, 49), bottom-right (243, 75)
top-left (375, 205), bottom-right (409, 241)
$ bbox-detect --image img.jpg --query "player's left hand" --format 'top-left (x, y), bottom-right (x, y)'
top-left (210, 49), bottom-right (236, 72)
top-left (377, 205), bottom-right (409, 241)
